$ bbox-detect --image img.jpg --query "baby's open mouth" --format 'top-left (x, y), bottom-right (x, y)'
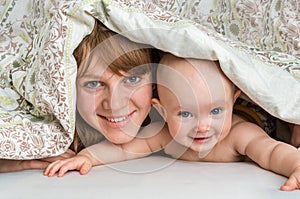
top-left (194, 137), bottom-right (207, 141)
top-left (191, 135), bottom-right (212, 143)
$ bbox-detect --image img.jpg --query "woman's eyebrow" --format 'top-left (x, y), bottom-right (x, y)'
top-left (127, 67), bottom-right (150, 75)
top-left (78, 74), bottom-right (101, 80)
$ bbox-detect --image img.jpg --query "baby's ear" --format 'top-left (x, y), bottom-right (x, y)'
top-left (152, 98), bottom-right (167, 120)
top-left (233, 89), bottom-right (241, 103)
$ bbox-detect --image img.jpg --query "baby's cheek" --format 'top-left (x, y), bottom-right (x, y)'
top-left (219, 120), bottom-right (232, 137)
top-left (167, 123), bottom-right (182, 138)
top-left (170, 124), bottom-right (191, 146)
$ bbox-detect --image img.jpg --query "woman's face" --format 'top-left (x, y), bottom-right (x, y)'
top-left (76, 57), bottom-right (153, 144)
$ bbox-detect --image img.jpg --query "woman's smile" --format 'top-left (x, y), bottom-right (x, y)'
top-left (99, 111), bottom-right (136, 128)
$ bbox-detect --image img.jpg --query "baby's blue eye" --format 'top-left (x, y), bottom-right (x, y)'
top-left (124, 76), bottom-right (141, 84)
top-left (179, 111), bottom-right (192, 118)
top-left (211, 108), bottom-right (222, 115)
top-left (85, 81), bottom-right (102, 88)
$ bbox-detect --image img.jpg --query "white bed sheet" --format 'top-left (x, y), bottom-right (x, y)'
top-left (1, 156), bottom-right (299, 199)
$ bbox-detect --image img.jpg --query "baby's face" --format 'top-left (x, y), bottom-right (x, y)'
top-left (158, 56), bottom-right (235, 157)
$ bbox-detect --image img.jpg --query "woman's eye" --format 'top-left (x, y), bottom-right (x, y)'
top-left (85, 81), bottom-right (102, 88)
top-left (124, 76), bottom-right (141, 84)
top-left (179, 111), bottom-right (192, 118)
top-left (211, 108), bottom-right (222, 115)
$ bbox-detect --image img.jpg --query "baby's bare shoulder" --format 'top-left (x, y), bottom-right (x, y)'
top-left (229, 114), bottom-right (269, 153)
top-left (230, 114), bottom-right (262, 134)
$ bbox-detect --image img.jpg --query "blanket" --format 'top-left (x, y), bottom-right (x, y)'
top-left (0, 0), bottom-right (299, 159)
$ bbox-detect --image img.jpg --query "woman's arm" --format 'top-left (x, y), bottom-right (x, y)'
top-left (0, 149), bottom-right (75, 173)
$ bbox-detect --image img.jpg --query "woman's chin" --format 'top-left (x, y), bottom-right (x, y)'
top-left (106, 133), bottom-right (136, 144)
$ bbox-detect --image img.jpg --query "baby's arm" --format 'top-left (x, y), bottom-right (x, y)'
top-left (232, 121), bottom-right (300, 191)
top-left (44, 122), bottom-right (171, 177)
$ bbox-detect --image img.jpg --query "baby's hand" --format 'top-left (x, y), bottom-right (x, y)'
top-left (280, 167), bottom-right (300, 191)
top-left (43, 155), bottom-right (93, 177)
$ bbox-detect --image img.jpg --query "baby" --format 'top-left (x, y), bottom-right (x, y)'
top-left (45, 54), bottom-right (300, 191)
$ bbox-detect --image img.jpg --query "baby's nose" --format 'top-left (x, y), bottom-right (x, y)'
top-left (195, 118), bottom-right (211, 132)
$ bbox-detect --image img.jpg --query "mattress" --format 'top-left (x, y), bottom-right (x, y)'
top-left (1, 156), bottom-right (299, 199)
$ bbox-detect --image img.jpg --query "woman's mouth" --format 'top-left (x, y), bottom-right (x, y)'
top-left (99, 111), bottom-right (135, 128)
top-left (106, 115), bottom-right (128, 123)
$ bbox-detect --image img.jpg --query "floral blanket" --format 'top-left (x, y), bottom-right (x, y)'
top-left (1, 0), bottom-right (299, 159)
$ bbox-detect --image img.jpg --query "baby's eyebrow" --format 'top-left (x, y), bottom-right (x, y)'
top-left (211, 99), bottom-right (226, 104)
top-left (165, 103), bottom-right (180, 112)
top-left (171, 104), bottom-right (192, 112)
top-left (209, 101), bottom-right (227, 110)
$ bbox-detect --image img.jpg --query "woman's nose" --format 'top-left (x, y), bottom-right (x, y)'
top-left (101, 86), bottom-right (129, 110)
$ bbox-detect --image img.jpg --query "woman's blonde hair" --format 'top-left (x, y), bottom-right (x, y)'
top-left (71, 20), bottom-right (158, 152)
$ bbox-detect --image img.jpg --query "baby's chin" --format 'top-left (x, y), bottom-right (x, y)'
top-left (197, 149), bottom-right (213, 159)
top-left (189, 143), bottom-right (216, 159)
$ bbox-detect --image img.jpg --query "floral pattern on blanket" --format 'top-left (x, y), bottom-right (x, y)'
top-left (0, 0), bottom-right (299, 159)
top-left (0, 0), bottom-right (82, 159)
